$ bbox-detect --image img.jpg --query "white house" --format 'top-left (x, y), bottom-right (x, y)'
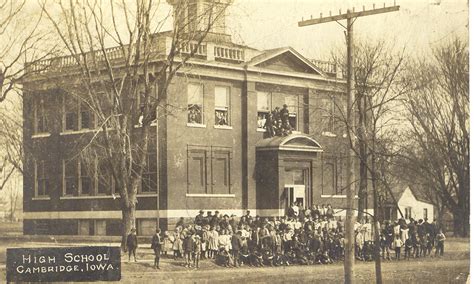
top-left (381, 185), bottom-right (435, 223)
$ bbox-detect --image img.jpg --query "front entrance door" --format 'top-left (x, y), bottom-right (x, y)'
top-left (285, 185), bottom-right (306, 209)
top-left (284, 168), bottom-right (310, 210)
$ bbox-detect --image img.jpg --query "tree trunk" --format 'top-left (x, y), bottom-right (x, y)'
top-left (358, 157), bottom-right (368, 220)
top-left (453, 207), bottom-right (469, 237)
top-left (121, 203), bottom-right (137, 251)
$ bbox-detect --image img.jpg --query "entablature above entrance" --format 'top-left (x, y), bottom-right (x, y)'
top-left (256, 134), bottom-right (323, 153)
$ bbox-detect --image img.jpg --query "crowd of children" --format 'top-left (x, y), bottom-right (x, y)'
top-left (379, 218), bottom-right (446, 261)
top-left (151, 204), bottom-right (347, 269)
top-left (262, 104), bottom-right (294, 137)
top-left (125, 204), bottom-right (447, 270)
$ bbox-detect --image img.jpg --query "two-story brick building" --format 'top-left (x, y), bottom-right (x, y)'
top-left (22, 0), bottom-right (353, 236)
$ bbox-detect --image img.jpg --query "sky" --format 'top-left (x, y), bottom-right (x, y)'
top-left (225, 0), bottom-right (469, 60)
top-left (18, 0), bottom-right (468, 62)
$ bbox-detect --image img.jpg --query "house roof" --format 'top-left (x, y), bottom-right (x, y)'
top-left (390, 184), bottom-right (432, 204)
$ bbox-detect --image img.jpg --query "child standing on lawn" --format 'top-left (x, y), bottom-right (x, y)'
top-left (126, 228), bottom-right (138, 262)
top-left (404, 237), bottom-right (413, 260)
top-left (183, 231), bottom-right (194, 268)
top-left (193, 235), bottom-right (202, 269)
top-left (151, 228), bottom-right (162, 269)
top-left (393, 235), bottom-right (403, 260)
top-left (435, 229), bottom-right (446, 257)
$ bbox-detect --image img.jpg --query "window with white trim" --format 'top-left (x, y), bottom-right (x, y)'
top-left (322, 153), bottom-right (345, 196)
top-left (80, 103), bottom-right (93, 129)
top-left (187, 148), bottom-right (207, 194)
top-left (285, 95), bottom-right (298, 130)
top-left (34, 98), bottom-right (48, 134)
top-left (257, 92), bottom-right (270, 130)
top-left (321, 96), bottom-right (344, 135)
top-left (211, 150), bottom-right (231, 194)
top-left (63, 159), bottom-right (78, 196)
top-left (187, 83), bottom-right (204, 125)
top-left (35, 160), bottom-right (49, 197)
top-left (141, 151), bottom-right (157, 193)
top-left (63, 95), bottom-right (95, 131)
top-left (214, 86), bottom-right (230, 126)
top-left (97, 159), bottom-right (113, 195)
top-left (79, 159), bottom-right (93, 196)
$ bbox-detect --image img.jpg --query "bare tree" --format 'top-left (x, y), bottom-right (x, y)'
top-left (38, 0), bottom-right (229, 248)
top-left (401, 37), bottom-right (469, 236)
top-left (331, 38), bottom-right (409, 283)
top-left (0, 0), bottom-right (57, 196)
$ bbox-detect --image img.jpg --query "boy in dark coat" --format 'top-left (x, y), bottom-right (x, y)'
top-left (151, 228), bottom-right (162, 269)
top-left (126, 228), bottom-right (138, 262)
top-left (231, 231), bottom-right (243, 267)
top-left (183, 232), bottom-right (194, 268)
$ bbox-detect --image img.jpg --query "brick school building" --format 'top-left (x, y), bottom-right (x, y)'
top-left (22, 0), bottom-right (354, 236)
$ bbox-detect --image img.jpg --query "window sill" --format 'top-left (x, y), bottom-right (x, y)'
top-left (321, 195), bottom-right (359, 199)
top-left (187, 123), bottom-right (206, 128)
top-left (322, 132), bottom-right (337, 137)
top-left (60, 129), bottom-right (96, 135)
top-left (32, 196), bottom-right (51, 200)
top-left (60, 195), bottom-right (116, 200)
top-left (137, 193), bottom-right (157, 197)
top-left (214, 125), bottom-right (232, 130)
top-left (257, 128), bottom-right (266, 132)
top-left (134, 122), bottom-right (157, 128)
top-left (186, 193), bottom-right (235, 198)
top-left (32, 133), bottom-right (51, 138)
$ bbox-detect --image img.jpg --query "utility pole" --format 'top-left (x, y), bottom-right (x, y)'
top-left (298, 3), bottom-right (399, 284)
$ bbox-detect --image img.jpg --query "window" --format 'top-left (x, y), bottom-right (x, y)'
top-left (95, 220), bottom-right (106, 236)
top-left (187, 149), bottom-right (207, 194)
top-left (214, 86), bottom-right (230, 126)
top-left (211, 150), bottom-right (231, 194)
top-left (187, 2), bottom-right (198, 32)
top-left (423, 208), bottom-right (428, 220)
top-left (322, 156), bottom-right (335, 195)
top-left (78, 220), bottom-right (93, 235)
top-left (187, 146), bottom-right (232, 195)
top-left (64, 96), bottom-right (78, 131)
top-left (97, 159), bottom-right (113, 195)
top-left (188, 83), bottom-right (204, 124)
top-left (80, 103), bottom-right (93, 129)
top-left (64, 159), bottom-right (78, 196)
top-left (321, 97), bottom-right (336, 134)
top-left (405, 207), bottom-right (412, 219)
top-left (34, 98), bottom-right (48, 134)
top-left (322, 154), bottom-right (345, 196)
top-left (80, 160), bottom-right (93, 196)
top-left (35, 160), bottom-right (49, 197)
top-left (142, 151), bottom-right (157, 193)
top-left (257, 92), bottom-right (270, 130)
top-left (202, 2), bottom-right (226, 34)
top-left (63, 95), bottom-right (94, 131)
top-left (285, 95), bottom-right (298, 130)
top-left (284, 168), bottom-right (305, 185)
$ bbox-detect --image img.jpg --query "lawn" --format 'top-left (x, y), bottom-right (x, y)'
top-left (0, 237), bottom-right (469, 283)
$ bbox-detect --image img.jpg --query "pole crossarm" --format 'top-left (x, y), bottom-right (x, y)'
top-left (298, 5), bottom-right (399, 27)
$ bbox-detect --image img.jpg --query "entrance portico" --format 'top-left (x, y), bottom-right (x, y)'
top-left (255, 134), bottom-right (323, 217)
